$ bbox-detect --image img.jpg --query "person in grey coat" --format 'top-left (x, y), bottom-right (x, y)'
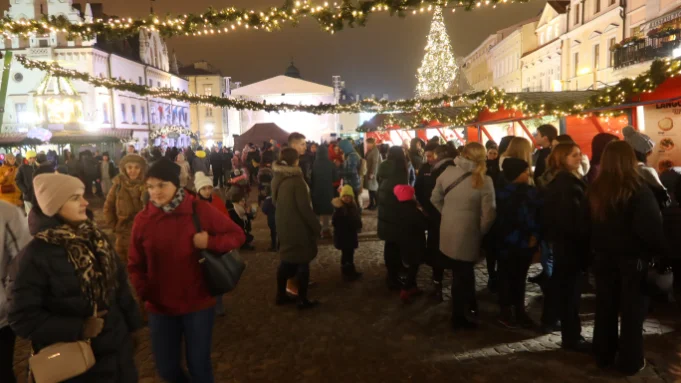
top-left (272, 148), bottom-right (322, 310)
top-left (311, 145), bottom-right (339, 237)
top-left (431, 142), bottom-right (496, 331)
top-left (364, 138), bottom-right (382, 210)
top-left (0, 201), bottom-right (31, 383)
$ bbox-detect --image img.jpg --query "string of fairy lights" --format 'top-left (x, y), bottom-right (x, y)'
top-left (0, 0), bottom-right (525, 40)
top-left (16, 55), bottom-right (681, 131)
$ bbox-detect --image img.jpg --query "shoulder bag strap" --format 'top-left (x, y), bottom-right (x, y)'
top-left (444, 172), bottom-right (472, 197)
top-left (191, 201), bottom-right (202, 233)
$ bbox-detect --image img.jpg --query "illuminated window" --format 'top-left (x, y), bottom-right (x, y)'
top-left (206, 107), bottom-right (213, 117)
top-left (15, 103), bottom-right (27, 123)
top-left (204, 85), bottom-right (213, 96)
top-left (608, 37), bottom-right (616, 67)
top-left (594, 44), bottom-right (600, 69)
top-left (574, 52), bottom-right (579, 77)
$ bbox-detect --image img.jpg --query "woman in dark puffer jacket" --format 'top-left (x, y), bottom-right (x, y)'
top-left (9, 173), bottom-right (143, 382)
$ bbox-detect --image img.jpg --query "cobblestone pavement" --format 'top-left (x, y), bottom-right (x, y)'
top-left (12, 193), bottom-right (681, 382)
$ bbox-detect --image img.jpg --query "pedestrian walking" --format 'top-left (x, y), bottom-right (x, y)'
top-left (377, 146), bottom-right (410, 290)
top-left (431, 142), bottom-right (496, 331)
top-left (0, 153), bottom-right (22, 208)
top-left (540, 143), bottom-right (591, 351)
top-left (332, 185), bottom-right (363, 281)
top-left (272, 148), bottom-right (322, 310)
top-left (312, 144), bottom-right (338, 239)
top-left (0, 201), bottom-right (31, 383)
top-left (99, 152), bottom-right (117, 198)
top-left (9, 173), bottom-right (143, 382)
top-left (15, 150), bottom-right (37, 215)
top-left (338, 139), bottom-right (363, 207)
top-left (364, 138), bottom-right (382, 210)
top-left (588, 141), bottom-right (666, 375)
top-left (128, 158), bottom-right (245, 383)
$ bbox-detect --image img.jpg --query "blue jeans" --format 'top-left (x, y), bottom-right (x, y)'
top-left (149, 307), bottom-right (215, 383)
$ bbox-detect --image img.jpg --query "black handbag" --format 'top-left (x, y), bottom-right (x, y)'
top-left (192, 202), bottom-right (246, 296)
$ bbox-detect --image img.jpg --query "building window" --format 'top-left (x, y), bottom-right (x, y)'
top-left (121, 103), bottom-right (127, 122)
top-left (609, 0), bottom-right (616, 5)
top-left (141, 106), bottom-right (146, 122)
top-left (157, 81), bottom-right (161, 87)
top-left (131, 105), bottom-right (137, 123)
top-left (608, 37), bottom-right (616, 67)
top-left (594, 44), bottom-right (600, 70)
top-left (204, 85), bottom-right (212, 96)
top-left (594, 0), bottom-right (601, 14)
top-left (149, 79), bottom-right (153, 87)
top-left (574, 3), bottom-right (580, 25)
top-left (13, 73), bottom-right (23, 82)
top-left (206, 107), bottom-right (213, 118)
top-left (15, 103), bottom-right (27, 123)
top-left (574, 52), bottom-right (580, 77)
top-left (38, 39), bottom-right (48, 47)
top-left (102, 103), bottom-right (109, 123)
top-left (138, 76), bottom-right (143, 85)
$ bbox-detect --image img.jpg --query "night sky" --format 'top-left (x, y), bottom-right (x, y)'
top-left (1, 0), bottom-right (547, 98)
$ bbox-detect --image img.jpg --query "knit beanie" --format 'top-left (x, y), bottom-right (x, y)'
top-left (33, 174), bottom-right (85, 217)
top-left (195, 150), bottom-right (206, 159)
top-left (341, 184), bottom-right (355, 198)
top-left (25, 150), bottom-right (37, 159)
top-left (194, 171), bottom-right (212, 192)
top-left (394, 184), bottom-right (415, 202)
top-left (622, 126), bottom-right (654, 154)
top-left (502, 158), bottom-right (529, 182)
top-left (146, 157), bottom-right (181, 187)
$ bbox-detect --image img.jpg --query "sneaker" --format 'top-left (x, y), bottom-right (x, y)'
top-left (400, 288), bottom-right (422, 304)
top-left (498, 309), bottom-right (519, 329)
top-left (297, 299), bottom-right (320, 310)
top-left (561, 338), bottom-right (592, 354)
top-left (275, 294), bottom-right (297, 306)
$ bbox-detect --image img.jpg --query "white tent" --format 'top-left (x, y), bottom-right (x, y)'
top-left (228, 75), bottom-right (338, 142)
top-left (230, 75), bottom-right (334, 97)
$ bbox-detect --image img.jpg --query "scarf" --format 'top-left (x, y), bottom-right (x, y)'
top-left (35, 220), bottom-right (118, 308)
top-left (153, 187), bottom-right (185, 213)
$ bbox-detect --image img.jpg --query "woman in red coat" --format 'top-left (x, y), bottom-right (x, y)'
top-left (128, 158), bottom-right (245, 383)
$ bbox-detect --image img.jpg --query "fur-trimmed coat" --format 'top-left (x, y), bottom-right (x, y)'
top-left (272, 162), bottom-right (321, 264)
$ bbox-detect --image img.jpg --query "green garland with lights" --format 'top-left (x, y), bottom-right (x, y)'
top-left (0, 0), bottom-right (527, 40)
top-left (16, 55), bottom-right (681, 131)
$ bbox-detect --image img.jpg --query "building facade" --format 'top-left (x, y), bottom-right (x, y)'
top-left (560, 0), bottom-right (624, 90)
top-left (521, 2), bottom-right (568, 92)
top-left (462, 35), bottom-right (499, 92)
top-left (490, 18), bottom-right (539, 92)
top-left (180, 61), bottom-right (232, 147)
top-left (0, 0), bottom-right (191, 151)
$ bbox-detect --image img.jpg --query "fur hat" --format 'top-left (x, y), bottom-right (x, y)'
top-left (194, 171), bottom-right (213, 192)
top-left (33, 174), bottom-right (85, 217)
top-left (146, 158), bottom-right (181, 188)
top-left (393, 184), bottom-right (415, 202)
top-left (502, 158), bottom-right (529, 182)
top-left (622, 126), bottom-right (654, 154)
top-left (341, 185), bottom-right (355, 198)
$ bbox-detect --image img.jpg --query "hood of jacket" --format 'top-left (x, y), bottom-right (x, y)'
top-left (338, 140), bottom-right (354, 155)
top-left (119, 154), bottom-right (147, 181)
top-left (273, 162), bottom-right (303, 178)
top-left (316, 145), bottom-right (330, 161)
top-left (454, 156), bottom-right (478, 173)
top-left (433, 157), bottom-right (454, 172)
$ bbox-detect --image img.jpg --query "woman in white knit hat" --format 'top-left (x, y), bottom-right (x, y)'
top-left (8, 173), bottom-right (143, 382)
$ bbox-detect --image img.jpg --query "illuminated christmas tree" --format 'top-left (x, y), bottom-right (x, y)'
top-left (415, 7), bottom-right (458, 98)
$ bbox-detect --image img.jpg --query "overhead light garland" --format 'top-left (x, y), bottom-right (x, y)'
top-left (0, 0), bottom-right (524, 40)
top-left (16, 55), bottom-right (681, 131)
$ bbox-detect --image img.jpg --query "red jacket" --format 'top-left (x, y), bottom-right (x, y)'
top-left (207, 194), bottom-right (229, 216)
top-left (128, 192), bottom-right (246, 315)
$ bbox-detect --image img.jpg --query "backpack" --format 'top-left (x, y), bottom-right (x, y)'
top-left (358, 157), bottom-right (368, 177)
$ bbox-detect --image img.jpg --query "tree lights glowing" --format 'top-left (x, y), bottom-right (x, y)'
top-left (415, 7), bottom-right (458, 98)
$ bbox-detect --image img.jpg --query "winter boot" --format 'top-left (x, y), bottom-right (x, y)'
top-left (342, 264), bottom-right (363, 282)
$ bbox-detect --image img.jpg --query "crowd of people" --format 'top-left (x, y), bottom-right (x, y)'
top-left (0, 123), bottom-right (677, 381)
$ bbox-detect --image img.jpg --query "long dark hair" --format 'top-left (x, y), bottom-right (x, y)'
top-left (388, 146), bottom-right (408, 173)
top-left (591, 133), bottom-right (619, 166)
top-left (588, 141), bottom-right (643, 222)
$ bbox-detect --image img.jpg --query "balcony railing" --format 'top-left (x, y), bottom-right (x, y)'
top-left (613, 34), bottom-right (681, 69)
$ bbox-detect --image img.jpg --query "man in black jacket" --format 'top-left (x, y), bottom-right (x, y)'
top-left (533, 124), bottom-right (558, 184)
top-left (15, 151), bottom-right (38, 215)
top-left (414, 144), bottom-right (456, 301)
top-left (209, 147), bottom-right (224, 188)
